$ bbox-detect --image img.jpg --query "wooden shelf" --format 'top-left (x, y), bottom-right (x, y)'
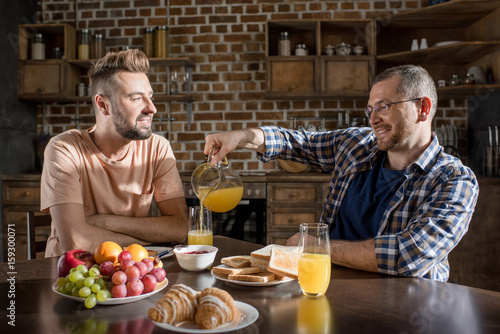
top-left (68, 57), bottom-right (194, 68)
top-left (377, 41), bottom-right (500, 64)
top-left (437, 84), bottom-right (500, 99)
top-left (18, 94), bottom-right (194, 103)
top-left (383, 0), bottom-right (500, 29)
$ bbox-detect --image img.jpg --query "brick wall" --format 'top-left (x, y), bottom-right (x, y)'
top-left (35, 0), bottom-right (469, 173)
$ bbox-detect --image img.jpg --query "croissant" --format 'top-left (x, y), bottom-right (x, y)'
top-left (195, 287), bottom-right (237, 329)
top-left (147, 284), bottom-right (200, 324)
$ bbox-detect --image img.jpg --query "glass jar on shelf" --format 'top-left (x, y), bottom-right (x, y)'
top-left (143, 28), bottom-right (154, 58)
top-left (92, 34), bottom-right (106, 59)
top-left (448, 74), bottom-right (462, 86)
top-left (295, 44), bottom-right (309, 56)
top-left (155, 26), bottom-right (169, 58)
top-left (31, 33), bottom-right (45, 60)
top-left (78, 29), bottom-right (91, 60)
top-left (278, 31), bottom-right (291, 56)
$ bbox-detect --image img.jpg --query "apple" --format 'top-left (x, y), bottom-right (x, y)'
top-left (57, 249), bottom-right (96, 277)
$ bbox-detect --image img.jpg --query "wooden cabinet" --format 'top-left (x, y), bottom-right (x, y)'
top-left (376, 0), bottom-right (500, 99)
top-left (265, 19), bottom-right (376, 99)
top-left (17, 23), bottom-right (195, 106)
top-left (1, 175), bottom-right (47, 261)
top-left (266, 181), bottom-right (328, 245)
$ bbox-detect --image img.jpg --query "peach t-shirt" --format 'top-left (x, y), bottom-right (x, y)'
top-left (41, 125), bottom-right (184, 256)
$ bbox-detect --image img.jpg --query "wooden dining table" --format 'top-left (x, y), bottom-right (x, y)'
top-left (1, 235), bottom-right (499, 334)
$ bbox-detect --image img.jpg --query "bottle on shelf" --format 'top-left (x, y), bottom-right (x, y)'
top-left (31, 33), bottom-right (45, 60)
top-left (78, 29), bottom-right (91, 60)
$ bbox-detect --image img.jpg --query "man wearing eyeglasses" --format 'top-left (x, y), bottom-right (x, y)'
top-left (204, 64), bottom-right (478, 282)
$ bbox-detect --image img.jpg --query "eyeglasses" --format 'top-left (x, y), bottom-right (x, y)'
top-left (364, 98), bottom-right (422, 118)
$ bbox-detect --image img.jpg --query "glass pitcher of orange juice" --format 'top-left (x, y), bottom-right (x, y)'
top-left (191, 148), bottom-right (243, 213)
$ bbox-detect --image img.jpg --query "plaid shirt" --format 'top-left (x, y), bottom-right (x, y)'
top-left (258, 126), bottom-right (479, 281)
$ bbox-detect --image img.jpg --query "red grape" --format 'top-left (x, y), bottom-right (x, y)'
top-left (141, 258), bottom-right (154, 273)
top-left (99, 261), bottom-right (115, 276)
top-left (111, 284), bottom-right (127, 298)
top-left (111, 270), bottom-right (127, 285)
top-left (141, 274), bottom-right (157, 293)
top-left (150, 267), bottom-right (166, 283)
top-left (135, 262), bottom-right (148, 277)
top-left (126, 279), bottom-right (144, 296)
top-left (121, 259), bottom-right (136, 271)
top-left (118, 250), bottom-right (133, 263)
top-left (125, 266), bottom-right (140, 281)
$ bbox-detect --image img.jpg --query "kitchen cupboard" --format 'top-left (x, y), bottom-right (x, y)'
top-left (265, 19), bottom-right (376, 100)
top-left (1, 175), bottom-right (48, 261)
top-left (266, 180), bottom-right (329, 245)
top-left (265, 0), bottom-right (500, 101)
top-left (376, 0), bottom-right (500, 99)
top-left (17, 23), bottom-right (194, 105)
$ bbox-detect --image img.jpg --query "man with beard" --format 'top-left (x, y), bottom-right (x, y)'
top-left (203, 65), bottom-right (478, 281)
top-left (41, 49), bottom-right (187, 256)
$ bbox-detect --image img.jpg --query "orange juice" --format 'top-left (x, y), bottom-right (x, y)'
top-left (198, 186), bottom-right (243, 213)
top-left (188, 230), bottom-right (213, 246)
top-left (297, 295), bottom-right (332, 334)
top-left (298, 253), bottom-right (331, 297)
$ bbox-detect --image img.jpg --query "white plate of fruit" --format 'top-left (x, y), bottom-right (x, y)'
top-left (52, 242), bottom-right (168, 308)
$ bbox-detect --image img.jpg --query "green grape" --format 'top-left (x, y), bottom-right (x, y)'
top-left (84, 277), bottom-right (95, 287)
top-left (76, 264), bottom-right (88, 273)
top-left (89, 267), bottom-right (100, 278)
top-left (58, 286), bottom-right (68, 295)
top-left (96, 290), bottom-right (108, 302)
top-left (92, 264), bottom-right (99, 269)
top-left (72, 286), bottom-right (80, 297)
top-left (70, 267), bottom-right (77, 273)
top-left (96, 278), bottom-right (106, 288)
top-left (69, 270), bottom-right (84, 282)
top-left (76, 278), bottom-right (86, 289)
top-left (105, 290), bottom-right (112, 299)
top-left (85, 294), bottom-right (97, 309)
top-left (79, 286), bottom-right (91, 298)
top-left (65, 282), bottom-right (76, 292)
top-left (91, 283), bottom-right (101, 293)
top-left (57, 277), bottom-right (66, 287)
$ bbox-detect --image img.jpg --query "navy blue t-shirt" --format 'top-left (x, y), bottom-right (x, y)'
top-left (330, 154), bottom-right (405, 240)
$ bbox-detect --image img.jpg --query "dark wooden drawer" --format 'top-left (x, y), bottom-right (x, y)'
top-left (2, 181), bottom-right (41, 205)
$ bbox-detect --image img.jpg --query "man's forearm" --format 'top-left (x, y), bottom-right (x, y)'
top-left (330, 239), bottom-right (379, 273)
top-left (87, 214), bottom-right (187, 244)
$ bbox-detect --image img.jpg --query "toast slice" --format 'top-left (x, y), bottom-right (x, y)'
top-left (221, 256), bottom-right (252, 268)
top-left (250, 244), bottom-right (289, 261)
top-left (268, 246), bottom-right (299, 280)
top-left (212, 264), bottom-right (261, 276)
top-left (228, 271), bottom-right (276, 283)
top-left (250, 257), bottom-right (269, 271)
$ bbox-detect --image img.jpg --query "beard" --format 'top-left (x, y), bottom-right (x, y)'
top-left (376, 117), bottom-right (416, 151)
top-left (111, 106), bottom-right (152, 140)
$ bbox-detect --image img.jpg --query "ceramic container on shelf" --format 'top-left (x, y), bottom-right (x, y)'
top-left (352, 45), bottom-right (365, 55)
top-left (323, 45), bottom-right (334, 55)
top-left (335, 42), bottom-right (351, 56)
top-left (467, 66), bottom-right (487, 84)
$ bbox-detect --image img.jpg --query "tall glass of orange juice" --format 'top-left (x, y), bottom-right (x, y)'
top-left (187, 206), bottom-right (213, 246)
top-left (298, 223), bottom-right (331, 297)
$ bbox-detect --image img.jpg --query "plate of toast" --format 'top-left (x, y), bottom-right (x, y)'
top-left (211, 244), bottom-right (298, 287)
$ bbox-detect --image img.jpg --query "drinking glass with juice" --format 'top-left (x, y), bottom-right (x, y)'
top-left (187, 206), bottom-right (213, 246)
top-left (298, 223), bottom-right (331, 297)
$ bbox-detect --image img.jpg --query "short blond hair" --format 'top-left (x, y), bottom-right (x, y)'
top-left (88, 49), bottom-right (150, 104)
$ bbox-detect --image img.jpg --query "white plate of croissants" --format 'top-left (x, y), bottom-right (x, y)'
top-left (148, 284), bottom-right (259, 333)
